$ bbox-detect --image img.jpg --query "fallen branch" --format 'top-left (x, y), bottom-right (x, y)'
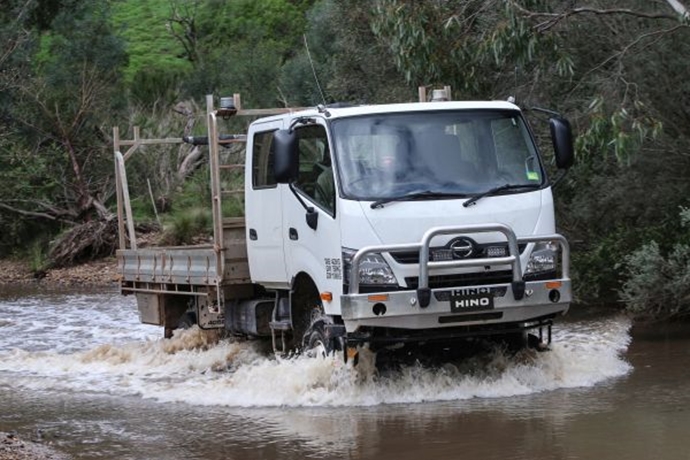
top-left (48, 219), bottom-right (118, 268)
top-left (0, 202), bottom-right (77, 225)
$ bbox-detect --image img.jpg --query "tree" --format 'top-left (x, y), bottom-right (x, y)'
top-left (279, 0), bottom-right (410, 106)
top-left (0, 0), bottom-right (128, 264)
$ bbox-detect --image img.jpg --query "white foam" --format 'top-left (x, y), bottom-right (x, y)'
top-left (0, 290), bottom-right (633, 407)
top-left (0, 290), bottom-right (158, 353)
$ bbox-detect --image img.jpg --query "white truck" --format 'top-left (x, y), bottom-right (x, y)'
top-left (114, 89), bottom-right (574, 358)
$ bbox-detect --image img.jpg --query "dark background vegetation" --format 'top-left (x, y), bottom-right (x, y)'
top-left (1, 0), bottom-right (689, 318)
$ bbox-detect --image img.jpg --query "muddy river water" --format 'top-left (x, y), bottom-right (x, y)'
top-left (0, 287), bottom-right (688, 459)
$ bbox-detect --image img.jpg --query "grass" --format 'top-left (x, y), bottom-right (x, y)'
top-left (28, 240), bottom-right (48, 274)
top-left (111, 0), bottom-right (191, 84)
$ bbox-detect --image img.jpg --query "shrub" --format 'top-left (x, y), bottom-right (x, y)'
top-left (160, 207), bottom-right (212, 246)
top-left (621, 208), bottom-right (690, 320)
top-left (28, 240), bottom-right (48, 274)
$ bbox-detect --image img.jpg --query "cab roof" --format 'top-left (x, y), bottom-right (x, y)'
top-left (254, 100), bottom-right (522, 124)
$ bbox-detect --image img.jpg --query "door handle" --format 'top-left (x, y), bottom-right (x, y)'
top-left (289, 228), bottom-right (298, 240)
top-left (249, 228), bottom-right (258, 240)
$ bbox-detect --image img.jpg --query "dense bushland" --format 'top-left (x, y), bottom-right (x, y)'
top-left (1, 0), bottom-right (690, 318)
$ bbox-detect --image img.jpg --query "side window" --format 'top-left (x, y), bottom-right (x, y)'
top-left (294, 125), bottom-right (335, 213)
top-left (252, 130), bottom-right (276, 188)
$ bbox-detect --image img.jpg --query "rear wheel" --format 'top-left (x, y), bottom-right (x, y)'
top-left (177, 311), bottom-right (197, 329)
top-left (164, 310), bottom-right (197, 339)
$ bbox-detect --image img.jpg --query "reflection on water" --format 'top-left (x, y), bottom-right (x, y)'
top-left (1, 288), bottom-right (688, 459)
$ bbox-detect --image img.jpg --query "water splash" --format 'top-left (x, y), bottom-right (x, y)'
top-left (0, 290), bottom-right (633, 407)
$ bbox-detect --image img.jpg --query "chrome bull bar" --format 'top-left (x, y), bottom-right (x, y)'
top-left (349, 224), bottom-right (570, 307)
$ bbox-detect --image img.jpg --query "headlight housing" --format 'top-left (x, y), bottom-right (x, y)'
top-left (342, 248), bottom-right (399, 288)
top-left (525, 241), bottom-right (558, 276)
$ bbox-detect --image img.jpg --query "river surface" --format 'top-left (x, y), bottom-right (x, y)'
top-left (0, 287), bottom-right (688, 459)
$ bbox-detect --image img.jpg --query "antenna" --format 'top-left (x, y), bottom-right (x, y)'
top-left (303, 34), bottom-right (327, 106)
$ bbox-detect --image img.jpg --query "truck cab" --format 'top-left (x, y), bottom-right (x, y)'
top-left (245, 99), bottom-right (574, 352)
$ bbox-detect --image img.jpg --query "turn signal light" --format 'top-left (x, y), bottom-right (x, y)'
top-left (367, 294), bottom-right (389, 302)
top-left (321, 292), bottom-right (333, 302)
top-left (545, 281), bottom-right (562, 290)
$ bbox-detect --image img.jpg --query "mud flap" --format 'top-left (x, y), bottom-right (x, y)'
top-left (197, 295), bottom-right (224, 329)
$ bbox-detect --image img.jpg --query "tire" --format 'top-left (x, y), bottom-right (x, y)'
top-left (176, 311), bottom-right (197, 330)
top-left (303, 320), bottom-right (339, 358)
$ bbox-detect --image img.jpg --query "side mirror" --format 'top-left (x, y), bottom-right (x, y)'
top-left (549, 117), bottom-right (574, 169)
top-left (273, 129), bottom-right (299, 183)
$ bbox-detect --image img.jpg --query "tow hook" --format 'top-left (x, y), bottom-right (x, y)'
top-left (417, 288), bottom-right (432, 308)
top-left (512, 281), bottom-right (526, 300)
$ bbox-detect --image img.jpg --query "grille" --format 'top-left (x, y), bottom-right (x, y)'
top-left (391, 243), bottom-right (526, 264)
top-left (404, 270), bottom-right (514, 290)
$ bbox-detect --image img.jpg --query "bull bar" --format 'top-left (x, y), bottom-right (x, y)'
top-left (341, 224), bottom-right (571, 334)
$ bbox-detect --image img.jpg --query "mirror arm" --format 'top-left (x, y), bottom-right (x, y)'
top-left (289, 183), bottom-right (310, 210)
top-left (288, 183), bottom-right (319, 230)
top-left (551, 169), bottom-right (568, 188)
top-left (288, 117), bottom-right (316, 132)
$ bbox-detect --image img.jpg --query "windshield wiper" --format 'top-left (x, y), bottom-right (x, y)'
top-left (462, 184), bottom-right (541, 208)
top-left (370, 191), bottom-right (467, 209)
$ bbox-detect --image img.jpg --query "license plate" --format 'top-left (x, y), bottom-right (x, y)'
top-left (450, 288), bottom-right (494, 312)
top-left (431, 249), bottom-right (453, 261)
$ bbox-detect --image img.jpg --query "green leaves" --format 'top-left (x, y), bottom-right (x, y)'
top-left (622, 227), bottom-right (690, 320)
top-left (369, 0), bottom-right (566, 96)
top-left (577, 96), bottom-right (663, 165)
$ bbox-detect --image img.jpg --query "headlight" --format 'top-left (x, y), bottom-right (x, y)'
top-left (525, 242), bottom-right (558, 275)
top-left (342, 248), bottom-right (399, 287)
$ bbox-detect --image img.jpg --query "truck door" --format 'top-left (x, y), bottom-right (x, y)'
top-left (245, 120), bottom-right (289, 287)
top-left (282, 122), bottom-right (343, 312)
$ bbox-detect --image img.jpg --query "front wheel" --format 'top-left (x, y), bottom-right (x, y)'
top-left (303, 320), bottom-right (340, 358)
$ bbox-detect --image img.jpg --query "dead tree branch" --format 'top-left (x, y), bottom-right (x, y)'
top-left (566, 24), bottom-right (687, 101)
top-left (508, 2), bottom-right (684, 33)
top-left (173, 100), bottom-right (203, 182)
top-left (48, 219), bottom-right (118, 267)
top-left (168, 0), bottom-right (200, 63)
top-left (0, 202), bottom-right (77, 225)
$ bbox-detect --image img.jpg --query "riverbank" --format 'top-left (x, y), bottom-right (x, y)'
top-left (0, 259), bottom-right (117, 287)
top-left (0, 433), bottom-right (67, 460)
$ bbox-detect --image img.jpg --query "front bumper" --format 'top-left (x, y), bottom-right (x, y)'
top-left (341, 224), bottom-right (571, 333)
top-left (341, 278), bottom-right (571, 332)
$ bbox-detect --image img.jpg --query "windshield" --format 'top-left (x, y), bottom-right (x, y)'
top-left (331, 110), bottom-right (544, 201)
